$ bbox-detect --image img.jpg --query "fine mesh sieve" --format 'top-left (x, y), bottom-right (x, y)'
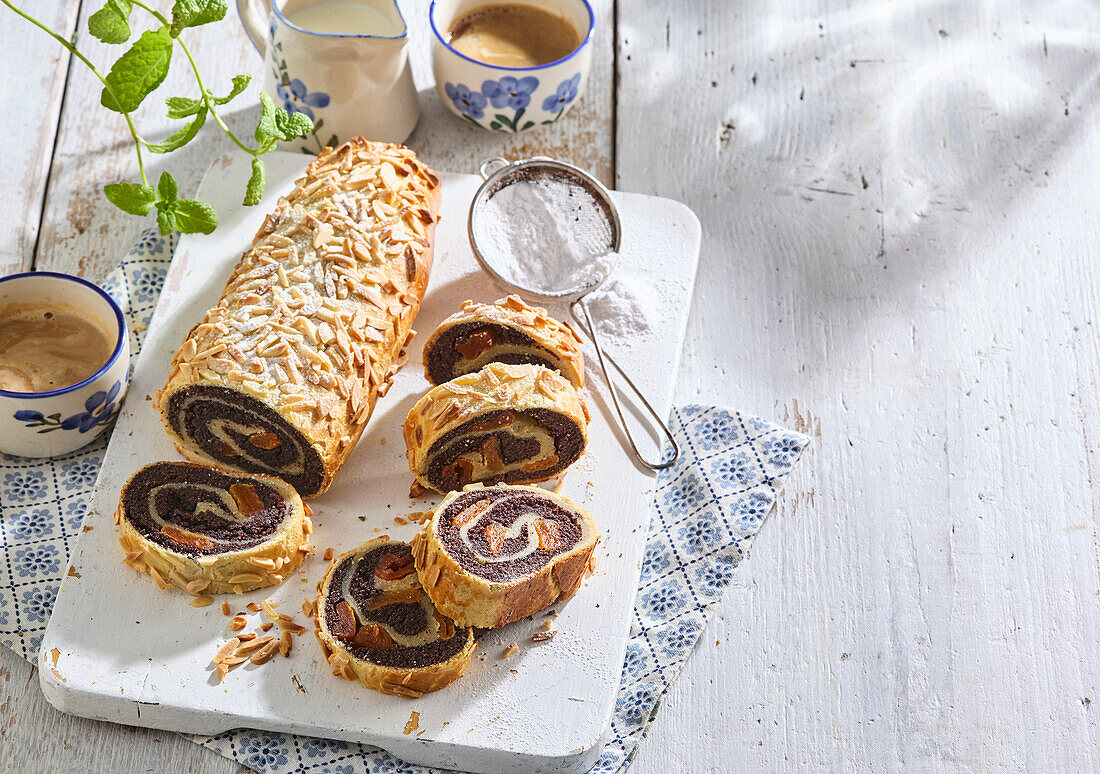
top-left (467, 156), bottom-right (678, 470)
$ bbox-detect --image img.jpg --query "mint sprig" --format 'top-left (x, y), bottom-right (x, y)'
top-left (1, 0), bottom-right (314, 234)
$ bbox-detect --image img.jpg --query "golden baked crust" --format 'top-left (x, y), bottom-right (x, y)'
top-left (116, 462), bottom-right (309, 596)
top-left (403, 363), bottom-right (590, 493)
top-left (313, 536), bottom-right (476, 697)
top-left (411, 484), bottom-right (599, 629)
top-left (422, 295), bottom-right (585, 387)
top-left (154, 138), bottom-right (441, 496)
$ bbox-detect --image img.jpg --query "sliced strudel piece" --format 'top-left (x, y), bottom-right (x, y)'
top-left (155, 138), bottom-right (440, 497)
top-left (422, 295), bottom-right (584, 387)
top-left (403, 363), bottom-right (589, 493)
top-left (314, 537), bottom-right (475, 697)
top-left (411, 484), bottom-right (599, 629)
top-left (116, 462), bottom-right (309, 595)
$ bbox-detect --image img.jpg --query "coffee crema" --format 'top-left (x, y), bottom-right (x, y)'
top-left (446, 4), bottom-right (581, 68)
top-left (0, 303), bottom-right (114, 393)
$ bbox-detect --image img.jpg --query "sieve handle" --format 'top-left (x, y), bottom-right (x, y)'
top-left (478, 157), bottom-right (510, 180)
top-left (571, 299), bottom-right (679, 471)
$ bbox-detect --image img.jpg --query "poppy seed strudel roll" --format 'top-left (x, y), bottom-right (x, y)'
top-left (404, 363), bottom-right (589, 493)
top-left (314, 537), bottom-right (475, 697)
top-left (116, 462), bottom-right (309, 595)
top-left (422, 295), bottom-right (585, 387)
top-left (411, 484), bottom-right (599, 628)
top-left (155, 138), bottom-right (440, 497)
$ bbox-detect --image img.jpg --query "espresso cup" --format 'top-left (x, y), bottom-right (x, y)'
top-left (430, 0), bottom-right (594, 133)
top-left (0, 272), bottom-right (129, 459)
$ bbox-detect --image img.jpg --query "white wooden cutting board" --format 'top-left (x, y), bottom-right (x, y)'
top-left (37, 151), bottom-right (700, 774)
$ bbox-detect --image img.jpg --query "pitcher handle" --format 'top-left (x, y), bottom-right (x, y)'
top-left (236, 0), bottom-right (268, 57)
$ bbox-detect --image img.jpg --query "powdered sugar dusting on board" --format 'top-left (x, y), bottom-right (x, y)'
top-left (472, 176), bottom-right (616, 294)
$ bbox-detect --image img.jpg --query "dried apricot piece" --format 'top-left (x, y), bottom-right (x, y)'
top-left (452, 498), bottom-right (491, 527)
top-left (249, 432), bottom-right (281, 450)
top-left (485, 521), bottom-right (508, 553)
top-left (533, 518), bottom-right (564, 551)
top-left (375, 551), bottom-right (416, 580)
top-left (352, 623), bottom-right (393, 650)
top-left (332, 600), bottom-right (358, 640)
top-left (229, 483), bottom-right (264, 515)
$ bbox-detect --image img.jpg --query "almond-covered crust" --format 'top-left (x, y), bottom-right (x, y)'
top-left (411, 484), bottom-right (599, 629)
top-left (313, 537), bottom-right (476, 697)
top-left (422, 295), bottom-right (585, 387)
top-left (155, 138), bottom-right (441, 496)
top-left (116, 463), bottom-right (309, 596)
top-left (403, 363), bottom-right (590, 492)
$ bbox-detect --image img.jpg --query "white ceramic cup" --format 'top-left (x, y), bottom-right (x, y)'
top-left (430, 0), bottom-right (594, 133)
top-left (236, 0), bottom-right (420, 149)
top-left (0, 272), bottom-right (129, 459)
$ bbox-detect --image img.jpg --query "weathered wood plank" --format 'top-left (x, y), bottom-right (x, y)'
top-left (0, 647), bottom-right (237, 774)
top-left (618, 0), bottom-right (1100, 771)
top-left (0, 2), bottom-right (80, 276)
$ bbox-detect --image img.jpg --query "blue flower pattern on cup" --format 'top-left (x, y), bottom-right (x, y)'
top-left (542, 72), bottom-right (582, 113)
top-left (276, 78), bottom-right (331, 120)
top-left (444, 72), bottom-right (582, 132)
top-left (14, 381), bottom-right (122, 435)
top-left (445, 82), bottom-right (488, 120)
top-left (0, 232), bottom-right (811, 774)
top-left (483, 76), bottom-right (538, 109)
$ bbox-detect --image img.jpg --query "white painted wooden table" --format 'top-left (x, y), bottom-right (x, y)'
top-left (2, 0), bottom-right (1099, 772)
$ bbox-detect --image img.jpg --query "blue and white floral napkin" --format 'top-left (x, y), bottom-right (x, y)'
top-left (0, 229), bottom-right (809, 774)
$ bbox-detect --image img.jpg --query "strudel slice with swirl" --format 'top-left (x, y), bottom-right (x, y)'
top-left (422, 295), bottom-right (584, 387)
top-left (404, 363), bottom-right (589, 493)
top-left (116, 462), bottom-right (309, 595)
top-left (314, 537), bottom-right (475, 697)
top-left (411, 484), bottom-right (599, 628)
top-left (155, 138), bottom-right (440, 497)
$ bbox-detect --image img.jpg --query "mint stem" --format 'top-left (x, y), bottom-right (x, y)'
top-left (130, 0), bottom-right (264, 158)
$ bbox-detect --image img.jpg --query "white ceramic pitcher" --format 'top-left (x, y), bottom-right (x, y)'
top-left (236, 0), bottom-right (419, 149)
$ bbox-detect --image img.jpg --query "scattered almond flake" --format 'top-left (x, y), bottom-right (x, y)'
top-left (502, 642), bottom-right (519, 659)
top-left (532, 630), bottom-right (557, 642)
top-left (221, 655), bottom-right (249, 667)
top-left (261, 622), bottom-right (274, 632)
top-left (246, 602), bottom-right (262, 613)
top-left (261, 599), bottom-right (279, 619)
top-left (323, 547), bottom-right (335, 561)
top-left (229, 616), bottom-right (247, 631)
top-left (302, 600), bottom-right (315, 618)
top-left (221, 601), bottom-right (232, 616)
top-left (393, 516), bottom-right (408, 526)
top-left (237, 632), bottom-right (257, 642)
top-left (235, 636), bottom-right (274, 655)
top-left (280, 631), bottom-right (293, 657)
top-left (403, 711), bottom-right (420, 735)
top-left (190, 595), bottom-right (214, 608)
top-left (216, 663), bottom-right (230, 681)
top-left (214, 638), bottom-right (241, 663)
top-left (251, 639), bottom-right (281, 665)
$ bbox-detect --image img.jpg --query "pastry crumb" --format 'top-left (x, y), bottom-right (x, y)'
top-left (502, 642), bottom-right (519, 659)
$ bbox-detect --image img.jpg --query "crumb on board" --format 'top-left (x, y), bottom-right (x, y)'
top-left (221, 601), bottom-right (231, 616)
top-left (403, 711), bottom-right (420, 735)
top-left (502, 642), bottom-right (519, 659)
top-left (323, 547), bottom-right (334, 561)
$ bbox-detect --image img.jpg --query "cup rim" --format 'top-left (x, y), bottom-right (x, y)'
top-left (270, 0), bottom-right (409, 40)
top-left (429, 0), bottom-right (595, 72)
top-left (0, 271), bottom-right (127, 400)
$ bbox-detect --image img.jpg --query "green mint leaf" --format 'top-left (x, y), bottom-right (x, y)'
top-left (173, 199), bottom-right (218, 234)
top-left (155, 200), bottom-right (177, 235)
top-left (88, 0), bottom-right (133, 44)
top-left (211, 74), bottom-right (251, 105)
top-left (243, 157), bottom-right (265, 206)
top-left (254, 91), bottom-right (278, 144)
top-left (274, 108), bottom-right (313, 140)
top-left (169, 0), bottom-right (227, 36)
top-left (145, 109), bottom-right (207, 153)
top-left (157, 171), bottom-right (179, 202)
top-left (103, 182), bottom-right (155, 215)
top-left (100, 28), bottom-right (173, 113)
top-left (165, 95), bottom-right (203, 118)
